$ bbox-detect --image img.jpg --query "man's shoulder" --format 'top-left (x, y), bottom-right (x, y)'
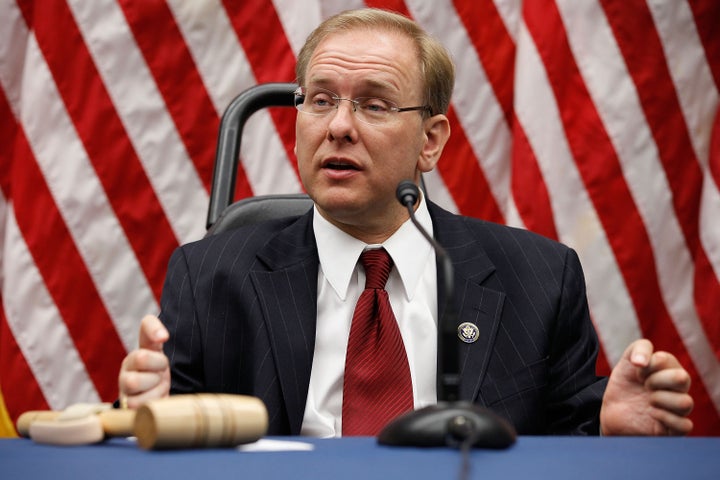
top-left (176, 213), bottom-right (314, 264)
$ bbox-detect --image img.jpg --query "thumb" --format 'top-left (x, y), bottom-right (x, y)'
top-left (138, 315), bottom-right (169, 351)
top-left (624, 338), bottom-right (654, 368)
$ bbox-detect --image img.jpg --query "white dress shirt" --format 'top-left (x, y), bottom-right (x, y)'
top-left (301, 197), bottom-right (438, 437)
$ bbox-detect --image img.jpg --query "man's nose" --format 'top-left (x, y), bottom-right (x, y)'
top-left (327, 100), bottom-right (358, 141)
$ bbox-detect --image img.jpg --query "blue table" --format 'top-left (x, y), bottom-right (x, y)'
top-left (1, 436), bottom-right (718, 479)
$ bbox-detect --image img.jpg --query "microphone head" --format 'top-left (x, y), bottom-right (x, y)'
top-left (396, 180), bottom-right (420, 207)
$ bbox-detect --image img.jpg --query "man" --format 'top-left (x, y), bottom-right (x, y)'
top-left (118, 8), bottom-right (693, 437)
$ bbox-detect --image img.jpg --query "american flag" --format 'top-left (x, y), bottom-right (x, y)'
top-left (1, 0), bottom-right (718, 436)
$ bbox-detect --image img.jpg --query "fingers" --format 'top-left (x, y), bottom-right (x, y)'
top-left (649, 405), bottom-right (694, 436)
top-left (121, 370), bottom-right (167, 395)
top-left (121, 347), bottom-right (169, 374)
top-left (138, 315), bottom-right (169, 351)
top-left (649, 389), bottom-right (694, 418)
top-left (118, 349), bottom-right (170, 408)
top-left (644, 363), bottom-right (693, 436)
top-left (121, 379), bottom-right (170, 410)
top-left (645, 359), bottom-right (691, 393)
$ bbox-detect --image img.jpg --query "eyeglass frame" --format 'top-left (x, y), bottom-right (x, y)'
top-left (293, 86), bottom-right (433, 126)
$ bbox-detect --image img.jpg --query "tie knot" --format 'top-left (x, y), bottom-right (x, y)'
top-left (360, 248), bottom-right (393, 290)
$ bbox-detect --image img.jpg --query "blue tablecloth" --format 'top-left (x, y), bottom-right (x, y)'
top-left (1, 435), bottom-right (718, 479)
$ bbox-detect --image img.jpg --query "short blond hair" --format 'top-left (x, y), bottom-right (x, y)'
top-left (295, 8), bottom-right (455, 115)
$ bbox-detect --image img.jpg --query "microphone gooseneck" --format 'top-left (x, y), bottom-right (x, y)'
top-left (395, 180), bottom-right (458, 403)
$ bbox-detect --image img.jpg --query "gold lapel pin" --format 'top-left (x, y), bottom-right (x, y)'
top-left (457, 322), bottom-right (480, 344)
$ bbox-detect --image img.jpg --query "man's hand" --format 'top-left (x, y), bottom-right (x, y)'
top-left (600, 339), bottom-right (693, 435)
top-left (117, 315), bottom-right (171, 409)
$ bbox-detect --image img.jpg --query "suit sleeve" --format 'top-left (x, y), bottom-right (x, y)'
top-left (158, 244), bottom-right (206, 394)
top-left (545, 247), bottom-right (607, 434)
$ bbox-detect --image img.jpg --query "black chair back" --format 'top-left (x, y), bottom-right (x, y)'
top-left (206, 82), bottom-right (302, 233)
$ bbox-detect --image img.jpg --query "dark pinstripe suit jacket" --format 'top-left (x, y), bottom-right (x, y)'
top-left (160, 201), bottom-right (607, 436)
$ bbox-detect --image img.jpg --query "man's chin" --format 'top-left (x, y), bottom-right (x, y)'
top-left (310, 185), bottom-right (362, 211)
top-left (314, 198), bottom-right (363, 223)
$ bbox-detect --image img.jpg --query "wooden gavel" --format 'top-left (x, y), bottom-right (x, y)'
top-left (16, 394), bottom-right (268, 449)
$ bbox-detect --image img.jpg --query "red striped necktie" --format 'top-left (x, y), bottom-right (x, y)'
top-left (342, 248), bottom-right (414, 436)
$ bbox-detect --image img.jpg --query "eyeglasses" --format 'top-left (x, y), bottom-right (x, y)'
top-left (294, 87), bottom-right (432, 126)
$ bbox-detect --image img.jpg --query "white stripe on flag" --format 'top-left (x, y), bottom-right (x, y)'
top-left (492, 0), bottom-right (520, 42)
top-left (271, 0), bottom-right (323, 57)
top-left (0, 0), bottom-right (25, 112)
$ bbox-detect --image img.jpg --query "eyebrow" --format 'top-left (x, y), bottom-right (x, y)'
top-left (305, 77), bottom-right (399, 97)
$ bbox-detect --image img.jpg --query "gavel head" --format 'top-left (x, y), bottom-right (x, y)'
top-left (133, 394), bottom-right (269, 450)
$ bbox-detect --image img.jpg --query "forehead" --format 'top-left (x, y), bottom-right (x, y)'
top-left (306, 28), bottom-right (423, 96)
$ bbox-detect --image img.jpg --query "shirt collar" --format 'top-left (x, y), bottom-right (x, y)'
top-left (313, 195), bottom-right (434, 301)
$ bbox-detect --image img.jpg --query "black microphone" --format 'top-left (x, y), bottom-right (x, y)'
top-left (376, 180), bottom-right (516, 450)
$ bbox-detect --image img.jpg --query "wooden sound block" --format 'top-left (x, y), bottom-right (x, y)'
top-left (17, 403), bottom-right (114, 438)
top-left (16, 410), bottom-right (61, 438)
top-left (29, 415), bottom-right (105, 446)
top-left (18, 402), bottom-right (135, 445)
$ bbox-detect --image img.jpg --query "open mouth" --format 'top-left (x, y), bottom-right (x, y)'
top-left (324, 161), bottom-right (359, 171)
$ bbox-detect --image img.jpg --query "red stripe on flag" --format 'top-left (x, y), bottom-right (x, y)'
top-left (0, 94), bottom-right (14, 197)
top-left (524, 0), bottom-right (719, 434)
top-left (9, 120), bottom-right (126, 402)
top-left (594, 347), bottom-right (611, 377)
top-left (688, 0), bottom-right (720, 90)
top-left (602, 0), bottom-right (720, 361)
top-left (22, 1), bottom-right (178, 300)
top-left (365, 0), bottom-right (411, 17)
top-left (711, 108), bottom-right (720, 188)
top-left (221, 0), bottom-right (299, 188)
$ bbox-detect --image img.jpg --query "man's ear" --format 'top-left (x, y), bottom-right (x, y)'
top-left (418, 114), bottom-right (451, 173)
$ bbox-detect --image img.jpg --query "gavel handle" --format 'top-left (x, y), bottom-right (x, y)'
top-left (97, 409), bottom-right (136, 436)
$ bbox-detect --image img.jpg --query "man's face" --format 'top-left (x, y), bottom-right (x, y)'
top-left (295, 28), bottom-right (447, 241)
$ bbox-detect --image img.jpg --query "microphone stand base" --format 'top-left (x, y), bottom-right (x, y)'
top-left (376, 402), bottom-right (516, 449)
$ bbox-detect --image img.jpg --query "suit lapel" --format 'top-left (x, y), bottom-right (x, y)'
top-left (250, 211), bottom-right (319, 434)
top-left (430, 203), bottom-right (505, 403)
